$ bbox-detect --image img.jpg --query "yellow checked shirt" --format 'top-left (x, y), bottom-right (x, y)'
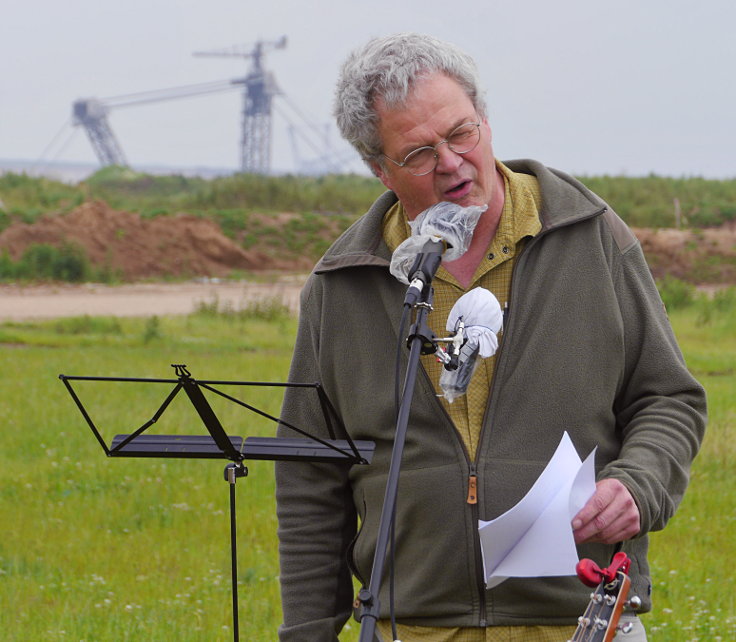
top-left (378, 163), bottom-right (578, 641)
top-left (382, 161), bottom-right (542, 460)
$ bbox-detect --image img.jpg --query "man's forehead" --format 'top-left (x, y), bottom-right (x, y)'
top-left (401, 117), bottom-right (475, 153)
top-left (374, 73), bottom-right (477, 150)
top-left (374, 72), bottom-right (460, 112)
top-left (378, 112), bottom-right (478, 157)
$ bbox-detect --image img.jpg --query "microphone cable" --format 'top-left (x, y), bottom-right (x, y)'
top-left (388, 299), bottom-right (413, 640)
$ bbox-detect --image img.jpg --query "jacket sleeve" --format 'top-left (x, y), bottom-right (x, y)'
top-left (601, 239), bottom-right (707, 535)
top-left (275, 275), bottom-right (358, 641)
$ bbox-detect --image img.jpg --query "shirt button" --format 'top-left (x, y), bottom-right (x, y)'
top-left (487, 252), bottom-right (495, 260)
top-left (502, 246), bottom-right (510, 254)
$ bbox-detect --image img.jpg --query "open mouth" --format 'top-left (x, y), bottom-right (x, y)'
top-left (445, 180), bottom-right (471, 199)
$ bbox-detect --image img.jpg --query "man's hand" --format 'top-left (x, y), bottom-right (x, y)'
top-left (572, 478), bottom-right (640, 544)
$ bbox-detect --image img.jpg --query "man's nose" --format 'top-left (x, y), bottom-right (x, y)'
top-left (434, 141), bottom-right (463, 174)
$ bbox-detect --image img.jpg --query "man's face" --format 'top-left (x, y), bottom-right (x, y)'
top-left (372, 73), bottom-right (498, 220)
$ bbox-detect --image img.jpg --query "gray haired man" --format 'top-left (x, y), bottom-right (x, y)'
top-left (275, 32), bottom-right (706, 642)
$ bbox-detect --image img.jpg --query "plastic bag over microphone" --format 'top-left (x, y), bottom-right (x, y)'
top-left (390, 202), bottom-right (487, 284)
top-left (440, 287), bottom-right (503, 403)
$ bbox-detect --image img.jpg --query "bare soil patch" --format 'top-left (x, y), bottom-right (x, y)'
top-left (634, 221), bottom-right (736, 283)
top-left (0, 279), bottom-right (305, 321)
top-left (0, 201), bottom-right (309, 280)
top-left (0, 202), bottom-right (733, 320)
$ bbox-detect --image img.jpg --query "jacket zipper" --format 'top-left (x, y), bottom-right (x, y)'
top-left (466, 469), bottom-right (478, 504)
top-left (467, 229), bottom-right (549, 626)
top-left (467, 462), bottom-right (487, 627)
top-left (465, 240), bottom-right (538, 628)
top-left (426, 382), bottom-right (488, 627)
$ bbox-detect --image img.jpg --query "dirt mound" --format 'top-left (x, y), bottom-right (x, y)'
top-left (0, 201), bottom-right (734, 283)
top-left (633, 223), bottom-right (736, 283)
top-left (0, 201), bottom-right (304, 280)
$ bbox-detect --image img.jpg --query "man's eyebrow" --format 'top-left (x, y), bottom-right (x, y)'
top-left (397, 116), bottom-right (478, 157)
top-left (450, 115), bottom-right (477, 130)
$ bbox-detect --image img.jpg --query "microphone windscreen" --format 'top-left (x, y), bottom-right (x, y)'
top-left (389, 202), bottom-right (488, 284)
top-left (440, 287), bottom-right (503, 402)
top-left (389, 235), bottom-right (439, 284)
top-left (408, 202), bottom-right (487, 262)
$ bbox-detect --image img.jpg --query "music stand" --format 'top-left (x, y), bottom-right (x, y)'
top-left (59, 364), bottom-right (374, 642)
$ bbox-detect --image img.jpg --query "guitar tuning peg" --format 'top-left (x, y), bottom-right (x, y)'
top-left (617, 621), bottom-right (635, 634)
top-left (593, 616), bottom-right (610, 630)
top-left (625, 595), bottom-right (642, 610)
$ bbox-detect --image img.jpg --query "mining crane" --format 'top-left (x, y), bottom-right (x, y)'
top-left (194, 36), bottom-right (287, 174)
top-left (72, 79), bottom-right (239, 168)
top-left (69, 36), bottom-right (358, 175)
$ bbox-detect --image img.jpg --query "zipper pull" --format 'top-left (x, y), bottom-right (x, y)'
top-left (467, 473), bottom-right (478, 504)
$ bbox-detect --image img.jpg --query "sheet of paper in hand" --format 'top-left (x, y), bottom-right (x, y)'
top-left (478, 431), bottom-right (596, 588)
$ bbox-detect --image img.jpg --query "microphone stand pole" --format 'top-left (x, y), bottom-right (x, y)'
top-left (358, 260), bottom-right (440, 642)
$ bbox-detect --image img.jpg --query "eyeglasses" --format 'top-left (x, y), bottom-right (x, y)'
top-left (381, 122), bottom-right (481, 176)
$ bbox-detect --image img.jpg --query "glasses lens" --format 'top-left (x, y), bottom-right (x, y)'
top-left (448, 123), bottom-right (480, 154)
top-left (404, 147), bottom-right (437, 176)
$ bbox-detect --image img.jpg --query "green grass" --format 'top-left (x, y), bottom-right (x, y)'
top-left (4, 169), bottom-right (735, 231)
top-left (645, 301), bottom-right (736, 639)
top-left (0, 312), bottom-right (294, 641)
top-left (0, 295), bottom-right (733, 640)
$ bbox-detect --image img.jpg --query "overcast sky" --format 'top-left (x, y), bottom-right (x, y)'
top-left (2, 0), bottom-right (734, 178)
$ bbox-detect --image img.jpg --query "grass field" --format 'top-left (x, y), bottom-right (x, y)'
top-left (0, 294), bottom-right (733, 641)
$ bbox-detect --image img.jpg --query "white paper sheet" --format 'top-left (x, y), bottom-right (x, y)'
top-left (478, 432), bottom-right (596, 588)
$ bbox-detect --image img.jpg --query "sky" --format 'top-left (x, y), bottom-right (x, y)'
top-left (1, 0), bottom-right (734, 178)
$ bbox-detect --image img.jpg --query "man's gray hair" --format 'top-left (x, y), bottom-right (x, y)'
top-left (334, 33), bottom-right (487, 165)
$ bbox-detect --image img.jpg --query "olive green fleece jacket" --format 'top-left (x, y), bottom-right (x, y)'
top-left (275, 159), bottom-right (707, 640)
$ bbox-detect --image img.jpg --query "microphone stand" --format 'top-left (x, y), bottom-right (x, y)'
top-left (358, 248), bottom-right (442, 642)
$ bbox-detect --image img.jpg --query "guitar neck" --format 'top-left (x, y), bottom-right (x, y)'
top-left (570, 571), bottom-right (631, 642)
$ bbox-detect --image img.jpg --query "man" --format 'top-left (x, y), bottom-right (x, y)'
top-left (275, 33), bottom-right (706, 641)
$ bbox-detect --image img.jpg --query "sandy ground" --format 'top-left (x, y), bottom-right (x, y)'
top-left (0, 276), bottom-right (307, 321)
top-left (1, 274), bottom-right (729, 322)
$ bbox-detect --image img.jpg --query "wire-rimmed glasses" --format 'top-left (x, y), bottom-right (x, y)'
top-left (381, 122), bottom-right (481, 176)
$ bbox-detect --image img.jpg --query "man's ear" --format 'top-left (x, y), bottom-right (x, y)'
top-left (370, 160), bottom-right (394, 192)
top-left (482, 117), bottom-right (492, 142)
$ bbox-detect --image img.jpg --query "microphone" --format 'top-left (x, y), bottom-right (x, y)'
top-left (403, 236), bottom-right (449, 305)
top-left (389, 201), bottom-right (488, 305)
top-left (439, 287), bottom-right (503, 402)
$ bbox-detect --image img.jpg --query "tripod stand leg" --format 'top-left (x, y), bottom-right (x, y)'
top-left (225, 463), bottom-right (247, 642)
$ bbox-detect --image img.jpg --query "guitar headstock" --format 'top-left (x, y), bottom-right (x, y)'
top-left (569, 552), bottom-right (640, 642)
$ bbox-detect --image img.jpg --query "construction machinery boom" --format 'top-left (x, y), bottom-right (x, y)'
top-left (72, 79), bottom-right (237, 168)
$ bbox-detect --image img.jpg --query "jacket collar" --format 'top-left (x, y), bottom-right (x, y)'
top-left (314, 190), bottom-right (397, 274)
top-left (504, 159), bottom-right (608, 232)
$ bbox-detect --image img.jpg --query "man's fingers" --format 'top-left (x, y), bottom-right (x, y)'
top-left (573, 478), bottom-right (640, 544)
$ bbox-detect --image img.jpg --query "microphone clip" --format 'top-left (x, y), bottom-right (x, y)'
top-left (435, 317), bottom-right (466, 372)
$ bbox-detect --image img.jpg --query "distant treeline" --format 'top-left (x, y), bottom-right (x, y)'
top-left (1, 165), bottom-right (734, 230)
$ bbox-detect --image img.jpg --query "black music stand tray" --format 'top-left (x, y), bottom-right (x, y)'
top-left (59, 363), bottom-right (374, 642)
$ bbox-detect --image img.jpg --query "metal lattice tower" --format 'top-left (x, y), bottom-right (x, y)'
top-left (195, 36), bottom-right (286, 174)
top-left (72, 99), bottom-right (128, 166)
